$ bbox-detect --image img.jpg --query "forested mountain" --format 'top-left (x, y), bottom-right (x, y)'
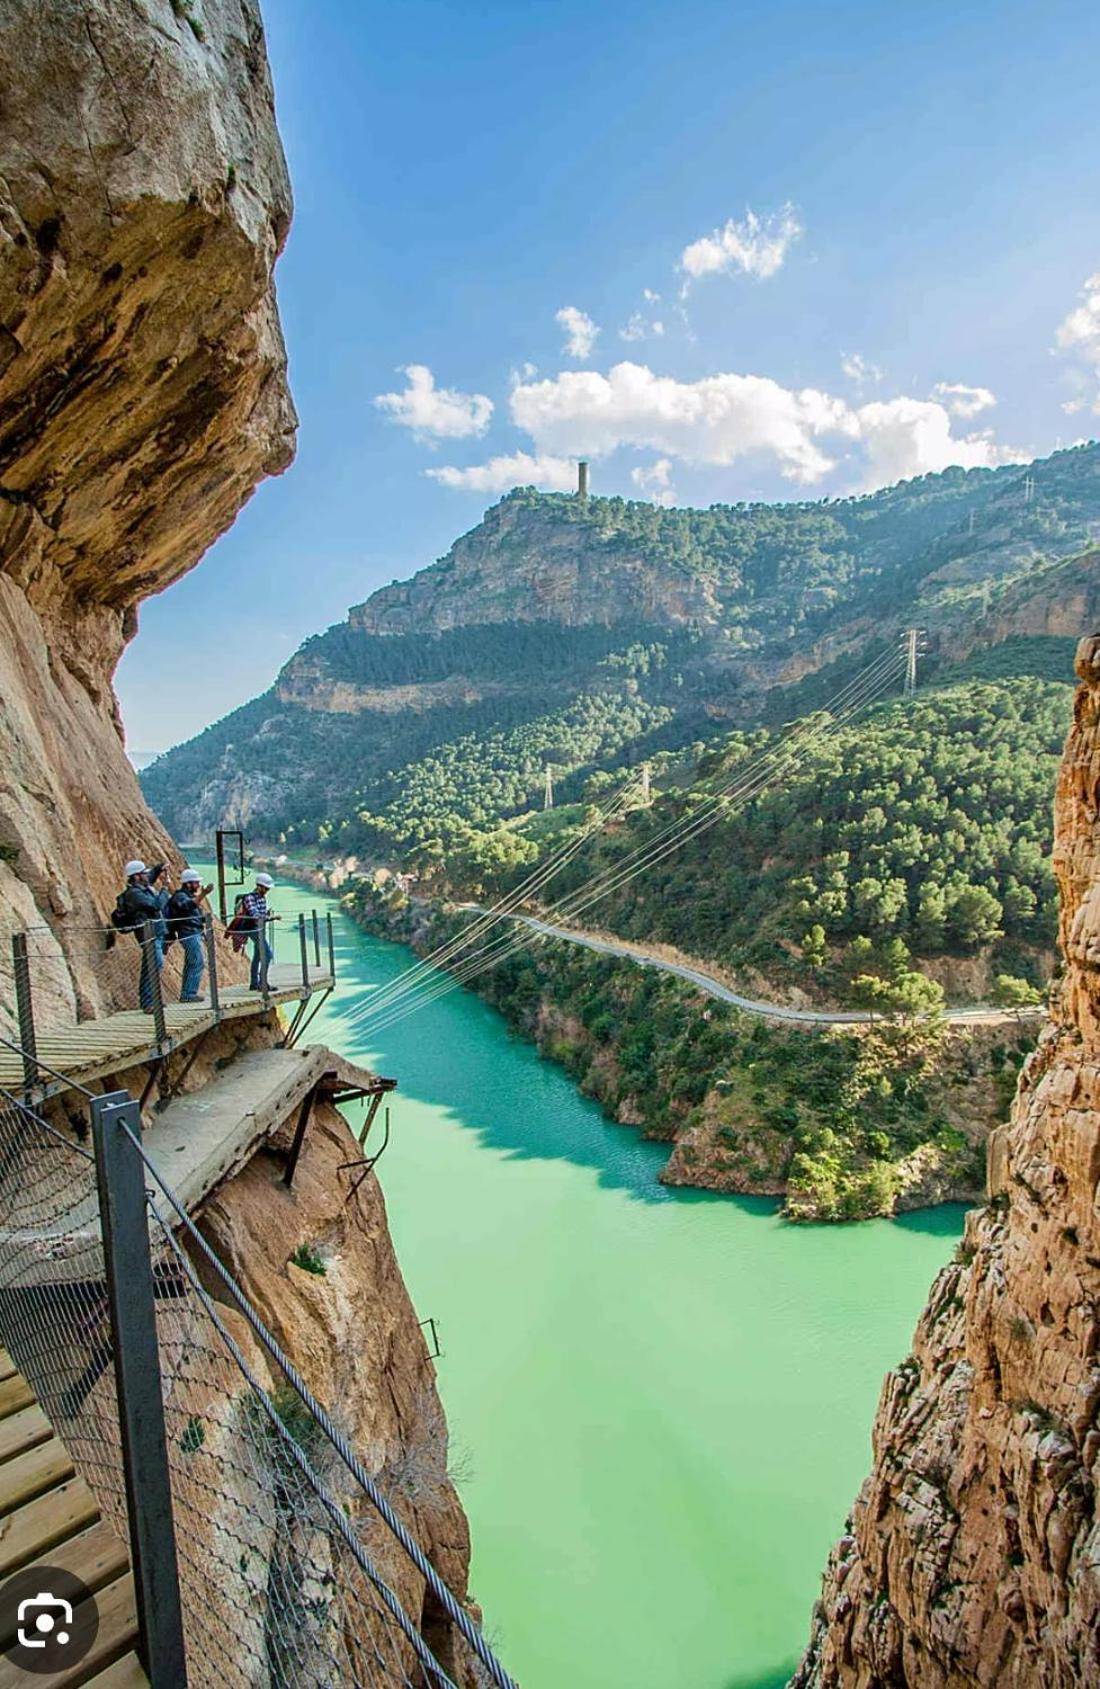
top-left (143, 442), bottom-right (1100, 848)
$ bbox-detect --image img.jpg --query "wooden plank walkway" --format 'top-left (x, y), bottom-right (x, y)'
top-left (0, 1348), bottom-right (145, 1687)
top-left (0, 964), bottom-right (333, 1101)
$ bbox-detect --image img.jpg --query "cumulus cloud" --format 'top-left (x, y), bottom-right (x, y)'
top-left (631, 458), bottom-right (676, 506)
top-left (507, 361), bottom-right (1020, 489)
top-left (932, 381), bottom-right (996, 419)
top-left (511, 361), bottom-right (853, 483)
top-left (425, 451), bottom-right (577, 494)
top-left (556, 305), bottom-right (600, 361)
top-left (374, 364), bottom-right (492, 440)
top-left (1055, 271), bottom-right (1100, 411)
top-left (853, 397), bottom-right (1021, 488)
top-left (680, 204), bottom-right (802, 287)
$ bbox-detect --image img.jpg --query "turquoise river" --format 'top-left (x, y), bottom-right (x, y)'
top-left (271, 877), bottom-right (963, 1689)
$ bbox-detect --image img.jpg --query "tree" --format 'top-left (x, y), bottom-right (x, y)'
top-left (944, 883), bottom-right (1003, 950)
top-left (991, 974), bottom-right (1043, 1019)
top-left (802, 925), bottom-right (827, 969)
top-left (850, 969), bottom-right (945, 1022)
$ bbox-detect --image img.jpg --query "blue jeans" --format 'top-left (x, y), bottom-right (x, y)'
top-left (250, 934), bottom-right (273, 990)
top-left (138, 937), bottom-right (164, 1011)
top-left (180, 933), bottom-right (205, 1002)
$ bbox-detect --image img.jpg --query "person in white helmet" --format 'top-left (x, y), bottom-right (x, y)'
top-left (110, 858), bottom-right (169, 1011)
top-left (164, 868), bottom-right (214, 1002)
top-left (239, 872), bottom-right (276, 990)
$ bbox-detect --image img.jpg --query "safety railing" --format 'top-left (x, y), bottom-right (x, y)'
top-left (0, 1077), bottom-right (515, 1689)
top-left (7, 909), bottom-right (337, 1092)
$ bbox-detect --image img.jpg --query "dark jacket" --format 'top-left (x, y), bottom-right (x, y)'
top-left (164, 888), bottom-right (204, 939)
top-left (116, 880), bottom-right (167, 940)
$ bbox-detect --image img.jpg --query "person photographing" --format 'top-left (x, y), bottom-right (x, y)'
top-left (164, 869), bottom-right (214, 1002)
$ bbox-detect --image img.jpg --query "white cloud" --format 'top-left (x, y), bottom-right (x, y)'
top-left (426, 451), bottom-right (577, 494)
top-left (643, 288), bottom-right (661, 304)
top-left (508, 361), bottom-right (1021, 489)
top-left (631, 458), bottom-right (676, 506)
top-left (1055, 271), bottom-right (1100, 411)
top-left (842, 352), bottom-right (883, 388)
top-left (511, 361), bottom-right (853, 483)
top-left (374, 364), bottom-right (492, 440)
top-left (931, 381), bottom-right (996, 419)
top-left (680, 204), bottom-right (802, 287)
top-left (853, 397), bottom-right (1021, 488)
top-left (555, 305), bottom-right (600, 361)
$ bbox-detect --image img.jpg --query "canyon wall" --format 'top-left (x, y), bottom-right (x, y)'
top-left (0, 3), bottom-right (488, 1672)
top-left (793, 635), bottom-right (1100, 1686)
top-left (0, 0), bottom-right (296, 1024)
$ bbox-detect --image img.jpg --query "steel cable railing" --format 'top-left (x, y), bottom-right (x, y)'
top-left (0, 1082), bottom-right (512, 1689)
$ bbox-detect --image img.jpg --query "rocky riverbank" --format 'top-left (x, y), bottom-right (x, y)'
top-left (280, 860), bottom-right (1031, 1222)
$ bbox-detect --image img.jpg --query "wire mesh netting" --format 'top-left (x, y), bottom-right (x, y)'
top-left (0, 1093), bottom-right (128, 1531)
top-left (0, 1091), bottom-right (511, 1689)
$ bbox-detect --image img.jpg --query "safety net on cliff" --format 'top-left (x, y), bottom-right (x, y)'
top-left (0, 1077), bottom-right (514, 1689)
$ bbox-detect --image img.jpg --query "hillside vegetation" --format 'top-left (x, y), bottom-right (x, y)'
top-left (411, 674), bottom-right (1072, 1006)
top-left (144, 442), bottom-right (1100, 846)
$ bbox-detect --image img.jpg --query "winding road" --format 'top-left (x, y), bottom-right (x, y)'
top-left (505, 913), bottom-right (1043, 1029)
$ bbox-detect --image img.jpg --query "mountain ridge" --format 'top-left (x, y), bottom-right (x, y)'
top-left (142, 442), bottom-right (1100, 847)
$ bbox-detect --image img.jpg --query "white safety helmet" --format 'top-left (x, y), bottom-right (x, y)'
top-left (180, 868), bottom-right (202, 884)
top-left (256, 872), bottom-right (274, 889)
top-left (124, 859), bottom-right (147, 879)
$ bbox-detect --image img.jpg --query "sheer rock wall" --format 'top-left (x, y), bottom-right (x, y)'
top-left (0, 0), bottom-right (296, 1022)
top-left (793, 635), bottom-right (1100, 1687)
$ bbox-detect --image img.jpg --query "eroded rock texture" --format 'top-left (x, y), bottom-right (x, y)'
top-left (793, 636), bottom-right (1100, 1688)
top-left (0, 0), bottom-right (296, 1022)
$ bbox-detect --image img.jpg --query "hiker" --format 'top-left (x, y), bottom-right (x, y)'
top-left (111, 859), bottom-right (169, 1011)
top-left (238, 872), bottom-right (276, 990)
top-left (164, 869), bottom-right (214, 1002)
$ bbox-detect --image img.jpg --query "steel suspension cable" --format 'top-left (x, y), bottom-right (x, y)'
top-left (355, 650), bottom-right (905, 1034)
top-left (344, 648), bottom-right (902, 1033)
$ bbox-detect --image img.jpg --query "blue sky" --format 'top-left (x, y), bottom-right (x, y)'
top-left (118, 0), bottom-right (1100, 751)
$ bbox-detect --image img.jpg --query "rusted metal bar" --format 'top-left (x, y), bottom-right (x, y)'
top-left (204, 911), bottom-right (220, 1016)
top-left (11, 933), bottom-right (38, 1096)
top-left (282, 1081), bottom-right (320, 1188)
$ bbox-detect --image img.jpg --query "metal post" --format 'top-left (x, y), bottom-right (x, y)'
top-left (91, 1091), bottom-right (188, 1686)
top-left (215, 831), bottom-right (227, 927)
top-left (203, 912), bottom-right (220, 1017)
top-left (282, 1081), bottom-right (318, 1188)
top-left (298, 912), bottom-right (309, 991)
top-left (312, 910), bottom-right (321, 968)
top-left (326, 912), bottom-right (336, 980)
top-left (11, 933), bottom-right (38, 1095)
top-left (141, 920), bottom-right (168, 1049)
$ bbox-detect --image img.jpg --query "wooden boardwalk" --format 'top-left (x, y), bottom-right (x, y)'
top-left (0, 1348), bottom-right (145, 1687)
top-left (0, 964), bottom-right (333, 1101)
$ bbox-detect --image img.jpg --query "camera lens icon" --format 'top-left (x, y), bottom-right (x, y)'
top-left (2, 1566), bottom-right (98, 1673)
top-left (18, 1594), bottom-right (73, 1648)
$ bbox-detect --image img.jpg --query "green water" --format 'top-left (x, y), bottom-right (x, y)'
top-left (269, 881), bottom-right (964, 1689)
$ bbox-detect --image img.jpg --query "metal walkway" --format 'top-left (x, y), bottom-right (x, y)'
top-left (0, 965), bottom-right (334, 1101)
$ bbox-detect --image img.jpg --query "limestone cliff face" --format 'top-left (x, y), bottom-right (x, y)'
top-left (0, 0), bottom-right (296, 1023)
top-left (349, 491), bottom-right (720, 635)
top-left (793, 636), bottom-right (1100, 1688)
top-left (199, 1103), bottom-right (481, 1681)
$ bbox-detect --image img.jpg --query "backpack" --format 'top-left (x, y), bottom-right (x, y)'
top-left (110, 893), bottom-right (132, 932)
